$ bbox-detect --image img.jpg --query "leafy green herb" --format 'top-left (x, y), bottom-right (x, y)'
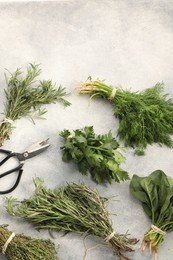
top-left (0, 64), bottom-right (71, 146)
top-left (6, 179), bottom-right (138, 260)
top-left (79, 79), bottom-right (173, 154)
top-left (60, 126), bottom-right (129, 184)
top-left (0, 225), bottom-right (58, 260)
top-left (130, 170), bottom-right (173, 259)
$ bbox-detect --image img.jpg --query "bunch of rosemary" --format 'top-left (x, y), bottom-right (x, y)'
top-left (0, 64), bottom-right (70, 146)
top-left (79, 79), bottom-right (173, 155)
top-left (6, 179), bottom-right (138, 260)
top-left (0, 225), bottom-right (58, 260)
top-left (60, 126), bottom-right (129, 184)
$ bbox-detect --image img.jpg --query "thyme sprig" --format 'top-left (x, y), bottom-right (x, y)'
top-left (0, 225), bottom-right (58, 260)
top-left (6, 179), bottom-right (138, 260)
top-left (0, 64), bottom-right (71, 145)
top-left (79, 79), bottom-right (173, 155)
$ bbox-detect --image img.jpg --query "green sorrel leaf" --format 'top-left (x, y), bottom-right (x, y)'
top-left (130, 170), bottom-right (173, 256)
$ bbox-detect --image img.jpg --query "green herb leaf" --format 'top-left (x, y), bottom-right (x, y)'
top-left (130, 170), bottom-right (173, 257)
top-left (60, 126), bottom-right (129, 184)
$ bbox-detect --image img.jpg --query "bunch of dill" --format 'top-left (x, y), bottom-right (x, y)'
top-left (0, 225), bottom-right (58, 260)
top-left (6, 179), bottom-right (138, 260)
top-left (79, 79), bottom-right (173, 155)
top-left (0, 64), bottom-right (70, 146)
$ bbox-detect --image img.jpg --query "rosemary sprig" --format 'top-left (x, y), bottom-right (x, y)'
top-left (0, 64), bottom-right (71, 145)
top-left (6, 179), bottom-right (138, 260)
top-left (0, 225), bottom-right (58, 260)
top-left (79, 79), bottom-right (173, 155)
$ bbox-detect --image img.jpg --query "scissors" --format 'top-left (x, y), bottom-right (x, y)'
top-left (0, 139), bottom-right (50, 194)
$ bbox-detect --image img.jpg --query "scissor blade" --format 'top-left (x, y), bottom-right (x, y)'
top-left (27, 139), bottom-right (50, 152)
top-left (16, 139), bottom-right (50, 161)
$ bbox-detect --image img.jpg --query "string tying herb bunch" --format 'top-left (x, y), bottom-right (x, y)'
top-left (6, 179), bottom-right (138, 260)
top-left (60, 126), bottom-right (129, 184)
top-left (79, 79), bottom-right (173, 155)
top-left (0, 225), bottom-right (58, 260)
top-left (0, 63), bottom-right (70, 146)
top-left (130, 170), bottom-right (173, 260)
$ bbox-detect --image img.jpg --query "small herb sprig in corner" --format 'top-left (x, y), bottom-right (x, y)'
top-left (60, 126), bottom-right (129, 184)
top-left (0, 63), bottom-right (71, 146)
top-left (0, 225), bottom-right (58, 260)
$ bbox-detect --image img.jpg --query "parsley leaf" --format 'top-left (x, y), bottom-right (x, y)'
top-left (60, 126), bottom-right (129, 184)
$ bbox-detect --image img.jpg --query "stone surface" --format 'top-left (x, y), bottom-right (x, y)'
top-left (0, 1), bottom-right (173, 259)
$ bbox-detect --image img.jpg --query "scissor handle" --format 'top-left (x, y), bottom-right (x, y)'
top-left (0, 163), bottom-right (23, 178)
top-left (0, 149), bottom-right (11, 154)
top-left (0, 152), bottom-right (17, 166)
top-left (0, 150), bottom-right (24, 194)
top-left (0, 169), bottom-right (23, 194)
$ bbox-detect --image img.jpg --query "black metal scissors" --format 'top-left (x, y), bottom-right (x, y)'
top-left (0, 139), bottom-right (50, 194)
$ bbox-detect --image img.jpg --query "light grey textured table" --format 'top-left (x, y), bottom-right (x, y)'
top-left (0, 1), bottom-right (173, 259)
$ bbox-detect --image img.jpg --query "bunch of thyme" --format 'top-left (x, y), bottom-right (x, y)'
top-left (0, 225), bottom-right (58, 260)
top-left (6, 179), bottom-right (138, 260)
top-left (0, 64), bottom-right (70, 146)
top-left (79, 79), bottom-right (173, 155)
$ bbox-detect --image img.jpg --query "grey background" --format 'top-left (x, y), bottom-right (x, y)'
top-left (0, 1), bottom-right (173, 259)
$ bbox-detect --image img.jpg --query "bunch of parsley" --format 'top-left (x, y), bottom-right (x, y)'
top-left (79, 79), bottom-right (173, 155)
top-left (60, 126), bottom-right (129, 184)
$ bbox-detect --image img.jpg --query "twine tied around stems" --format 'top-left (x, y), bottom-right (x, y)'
top-left (151, 224), bottom-right (166, 236)
top-left (1, 118), bottom-right (14, 125)
top-left (105, 231), bottom-right (116, 242)
top-left (2, 232), bottom-right (15, 254)
top-left (109, 88), bottom-right (116, 100)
